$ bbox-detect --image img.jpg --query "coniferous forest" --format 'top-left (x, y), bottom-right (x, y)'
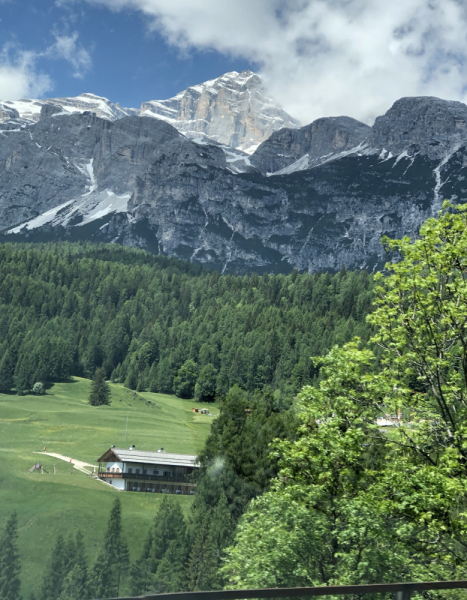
top-left (0, 241), bottom-right (374, 599)
top-left (0, 242), bottom-right (373, 399)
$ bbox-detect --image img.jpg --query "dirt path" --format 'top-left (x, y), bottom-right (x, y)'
top-left (35, 452), bottom-right (97, 475)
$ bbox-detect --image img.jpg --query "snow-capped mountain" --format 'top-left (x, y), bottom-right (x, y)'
top-left (139, 70), bottom-right (301, 153)
top-left (0, 93), bottom-right (137, 124)
top-left (2, 79), bottom-right (467, 274)
top-left (0, 71), bottom-right (300, 153)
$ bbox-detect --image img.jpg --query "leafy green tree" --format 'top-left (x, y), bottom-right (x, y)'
top-left (365, 201), bottom-right (467, 573)
top-left (88, 368), bottom-right (111, 406)
top-left (0, 512), bottom-right (21, 600)
top-left (224, 203), bottom-right (467, 587)
top-left (222, 343), bottom-right (412, 588)
top-left (173, 360), bottom-right (198, 399)
top-left (32, 382), bottom-right (44, 395)
top-left (90, 498), bottom-right (129, 599)
top-left (194, 363), bottom-right (217, 403)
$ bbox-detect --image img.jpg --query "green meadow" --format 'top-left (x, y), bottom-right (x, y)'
top-left (0, 378), bottom-right (217, 597)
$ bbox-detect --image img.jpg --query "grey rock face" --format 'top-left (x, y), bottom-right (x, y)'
top-left (0, 113), bottom-right (195, 231)
top-left (3, 94), bottom-right (467, 275)
top-left (0, 103), bottom-right (20, 122)
top-left (40, 104), bottom-right (64, 119)
top-left (0, 71), bottom-right (299, 154)
top-left (250, 116), bottom-right (371, 174)
top-left (126, 141), bottom-right (450, 274)
top-left (139, 70), bottom-right (301, 152)
top-left (369, 96), bottom-right (467, 159)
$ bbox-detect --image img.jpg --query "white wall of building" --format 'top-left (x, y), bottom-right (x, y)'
top-left (106, 461), bottom-right (123, 472)
top-left (108, 478), bottom-right (125, 490)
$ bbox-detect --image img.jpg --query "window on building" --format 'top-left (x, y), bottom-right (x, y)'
top-left (128, 468), bottom-right (132, 474)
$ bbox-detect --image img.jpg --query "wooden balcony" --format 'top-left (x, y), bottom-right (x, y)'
top-left (98, 471), bottom-right (192, 484)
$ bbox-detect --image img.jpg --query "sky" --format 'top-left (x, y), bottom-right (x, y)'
top-left (1, 0), bottom-right (467, 125)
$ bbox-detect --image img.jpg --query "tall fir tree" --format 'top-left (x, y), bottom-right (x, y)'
top-left (58, 532), bottom-right (89, 600)
top-left (39, 535), bottom-right (69, 600)
top-left (183, 494), bottom-right (233, 592)
top-left (153, 537), bottom-right (186, 593)
top-left (0, 350), bottom-right (15, 393)
top-left (0, 512), bottom-right (21, 600)
top-left (88, 368), bottom-right (111, 406)
top-left (130, 497), bottom-right (187, 596)
top-left (90, 498), bottom-right (129, 599)
top-left (184, 515), bottom-right (217, 592)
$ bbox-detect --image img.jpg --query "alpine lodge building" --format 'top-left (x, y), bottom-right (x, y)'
top-left (97, 445), bottom-right (198, 495)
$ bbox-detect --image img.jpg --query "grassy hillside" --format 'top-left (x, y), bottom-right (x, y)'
top-left (0, 377), bottom-right (217, 597)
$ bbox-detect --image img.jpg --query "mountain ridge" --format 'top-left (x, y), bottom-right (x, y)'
top-left (0, 70), bottom-right (299, 153)
top-left (1, 73), bottom-right (467, 274)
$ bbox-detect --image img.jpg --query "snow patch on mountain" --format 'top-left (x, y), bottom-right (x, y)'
top-left (7, 188), bottom-right (131, 233)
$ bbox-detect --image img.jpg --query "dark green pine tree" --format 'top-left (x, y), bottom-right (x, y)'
top-left (90, 498), bottom-right (129, 599)
top-left (88, 368), bottom-right (111, 406)
top-left (184, 493), bottom-right (234, 592)
top-left (153, 537), bottom-right (186, 593)
top-left (130, 497), bottom-right (187, 596)
top-left (39, 535), bottom-right (69, 600)
top-left (58, 532), bottom-right (89, 600)
top-left (0, 512), bottom-right (21, 600)
top-left (183, 516), bottom-right (216, 592)
top-left (0, 350), bottom-right (15, 393)
top-left (129, 530), bottom-right (154, 596)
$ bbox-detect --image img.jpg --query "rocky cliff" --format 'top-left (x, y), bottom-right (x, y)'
top-left (250, 116), bottom-right (371, 174)
top-left (139, 70), bottom-right (301, 152)
top-left (1, 92), bottom-right (467, 274)
top-left (0, 71), bottom-right (299, 153)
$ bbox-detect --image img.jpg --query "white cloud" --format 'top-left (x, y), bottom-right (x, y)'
top-left (78, 0), bottom-right (467, 124)
top-left (0, 44), bottom-right (52, 100)
top-left (44, 31), bottom-right (92, 79)
top-left (0, 29), bottom-right (91, 101)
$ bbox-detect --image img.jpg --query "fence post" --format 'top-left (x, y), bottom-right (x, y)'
top-left (394, 585), bottom-right (415, 600)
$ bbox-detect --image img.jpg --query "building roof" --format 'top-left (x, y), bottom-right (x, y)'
top-left (97, 447), bottom-right (199, 468)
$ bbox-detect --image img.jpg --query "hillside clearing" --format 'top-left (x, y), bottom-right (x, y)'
top-left (0, 377), bottom-right (216, 597)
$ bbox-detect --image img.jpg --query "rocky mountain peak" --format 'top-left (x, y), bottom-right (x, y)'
top-left (140, 70), bottom-right (300, 152)
top-left (250, 115), bottom-right (371, 174)
top-left (369, 96), bottom-right (467, 159)
top-left (0, 93), bottom-right (136, 124)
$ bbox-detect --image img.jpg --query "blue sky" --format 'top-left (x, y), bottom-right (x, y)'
top-left (0, 0), bottom-right (255, 107)
top-left (1, 1), bottom-right (467, 125)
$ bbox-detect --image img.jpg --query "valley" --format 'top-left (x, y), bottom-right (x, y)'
top-left (0, 377), bottom-right (215, 597)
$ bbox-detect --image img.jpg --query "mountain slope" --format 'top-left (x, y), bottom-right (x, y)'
top-left (2, 92), bottom-right (467, 274)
